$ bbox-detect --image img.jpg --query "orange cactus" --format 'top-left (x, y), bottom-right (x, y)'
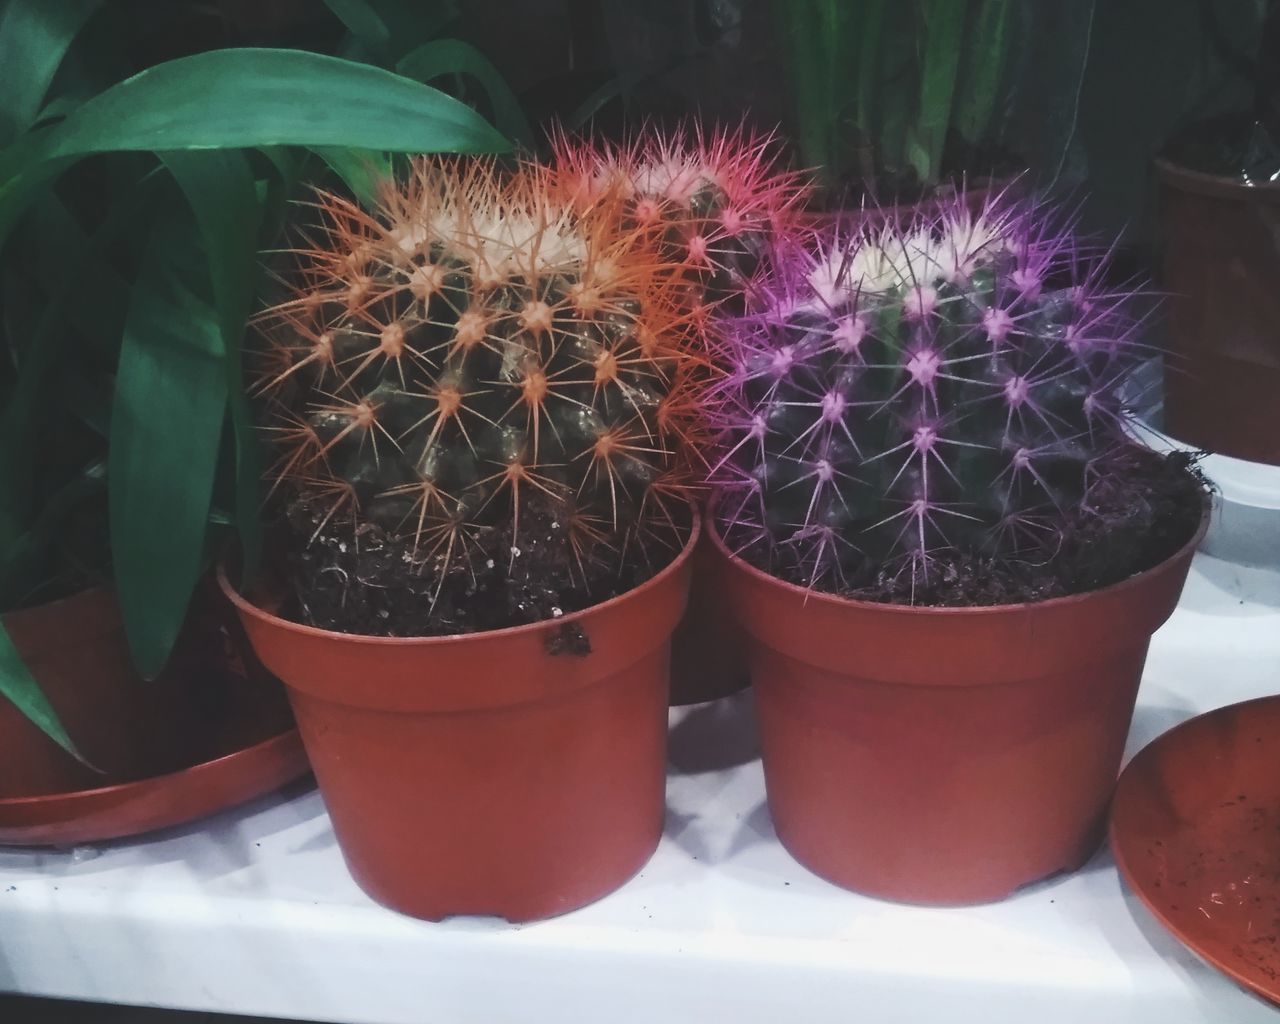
top-left (253, 158), bottom-right (708, 626)
top-left (547, 121), bottom-right (809, 309)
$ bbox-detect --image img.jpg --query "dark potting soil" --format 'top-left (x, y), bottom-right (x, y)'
top-left (273, 496), bottom-right (691, 639)
top-left (730, 447), bottom-right (1209, 608)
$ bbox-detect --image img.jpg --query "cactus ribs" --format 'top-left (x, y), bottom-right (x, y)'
top-left (709, 192), bottom-right (1208, 606)
top-left (251, 159), bottom-right (703, 637)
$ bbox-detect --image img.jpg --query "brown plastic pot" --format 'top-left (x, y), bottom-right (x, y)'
top-left (708, 507), bottom-right (1209, 905)
top-left (220, 513), bottom-right (700, 923)
top-left (0, 588), bottom-right (208, 798)
top-left (1157, 158), bottom-right (1280, 465)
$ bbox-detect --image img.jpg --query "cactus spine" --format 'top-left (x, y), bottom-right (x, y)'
top-left (253, 159), bottom-right (704, 634)
top-left (709, 193), bottom-right (1197, 602)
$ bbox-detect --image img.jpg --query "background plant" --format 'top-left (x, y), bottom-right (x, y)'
top-left (252, 158), bottom-right (703, 635)
top-left (0, 0), bottom-right (531, 752)
top-left (709, 193), bottom-right (1203, 603)
top-left (771, 0), bottom-right (1096, 198)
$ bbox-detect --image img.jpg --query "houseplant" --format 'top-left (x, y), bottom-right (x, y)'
top-left (549, 123), bottom-right (807, 703)
top-left (772, 0), bottom-right (1094, 209)
top-left (1156, 0), bottom-right (1279, 464)
top-left (220, 157), bottom-right (704, 921)
top-left (0, 0), bottom-right (512, 800)
top-left (705, 193), bottom-right (1210, 904)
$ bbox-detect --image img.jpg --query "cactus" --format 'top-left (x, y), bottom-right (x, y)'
top-left (709, 193), bottom-right (1203, 603)
top-left (252, 159), bottom-right (704, 635)
top-left (549, 123), bottom-right (807, 317)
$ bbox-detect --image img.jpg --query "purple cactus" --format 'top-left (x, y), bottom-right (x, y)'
top-left (708, 192), bottom-right (1186, 603)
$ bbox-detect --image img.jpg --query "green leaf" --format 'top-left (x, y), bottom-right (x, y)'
top-left (397, 40), bottom-right (534, 148)
top-left (0, 621), bottom-right (82, 758)
top-left (905, 0), bottom-right (968, 186)
top-left (323, 0), bottom-right (393, 62)
top-left (0, 459), bottom-right (106, 609)
top-left (109, 224), bottom-right (227, 679)
top-left (564, 78), bottom-right (622, 131)
top-left (315, 146), bottom-right (393, 207)
top-left (160, 150), bottom-right (265, 587)
top-left (0, 0), bottom-right (106, 144)
top-left (0, 49), bottom-right (512, 245)
top-left (40, 49), bottom-right (511, 157)
top-left (953, 0), bottom-right (1014, 147)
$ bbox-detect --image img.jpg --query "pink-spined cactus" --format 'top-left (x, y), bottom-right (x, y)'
top-left (707, 192), bottom-right (1201, 604)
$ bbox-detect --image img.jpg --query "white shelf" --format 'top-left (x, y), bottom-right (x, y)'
top-left (3, 551), bottom-right (1280, 1024)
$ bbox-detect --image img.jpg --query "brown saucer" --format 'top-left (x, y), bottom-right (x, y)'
top-left (1111, 695), bottom-right (1280, 1003)
top-left (0, 727), bottom-right (310, 847)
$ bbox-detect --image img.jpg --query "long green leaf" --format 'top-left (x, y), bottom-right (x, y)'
top-left (0, 49), bottom-right (512, 244)
top-left (774, 0), bottom-right (836, 181)
top-left (397, 40), bottom-right (534, 148)
top-left (109, 226), bottom-right (227, 679)
top-left (905, 0), bottom-right (968, 186)
top-left (0, 173), bottom-right (158, 559)
top-left (40, 49), bottom-right (511, 157)
top-left (315, 146), bottom-right (393, 207)
top-left (0, 621), bottom-right (81, 758)
top-left (953, 0), bottom-right (1013, 147)
top-left (160, 150), bottom-right (265, 591)
top-left (564, 78), bottom-right (622, 131)
top-left (322, 0), bottom-right (393, 61)
top-left (0, 460), bottom-right (106, 609)
top-left (0, 0), bottom-right (105, 144)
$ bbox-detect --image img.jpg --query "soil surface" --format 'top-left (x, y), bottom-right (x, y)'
top-left (273, 496), bottom-right (690, 639)
top-left (730, 447), bottom-right (1210, 607)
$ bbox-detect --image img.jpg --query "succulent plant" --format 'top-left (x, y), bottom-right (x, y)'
top-left (709, 192), bottom-right (1202, 603)
top-left (549, 123), bottom-right (807, 317)
top-left (252, 158), bottom-right (705, 635)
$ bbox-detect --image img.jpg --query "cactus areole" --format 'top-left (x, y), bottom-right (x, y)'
top-left (709, 193), bottom-right (1208, 605)
top-left (252, 159), bottom-right (705, 637)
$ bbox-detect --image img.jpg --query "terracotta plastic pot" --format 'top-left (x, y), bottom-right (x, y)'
top-left (1157, 158), bottom-right (1280, 465)
top-left (220, 514), bottom-right (699, 923)
top-left (709, 507), bottom-right (1209, 905)
top-left (668, 528), bottom-right (749, 705)
top-left (0, 588), bottom-right (207, 798)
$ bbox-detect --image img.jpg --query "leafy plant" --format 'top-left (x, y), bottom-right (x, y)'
top-left (0, 0), bottom-right (516, 753)
top-left (708, 192), bottom-right (1205, 603)
top-left (772, 0), bottom-right (1092, 198)
top-left (251, 158), bottom-right (704, 636)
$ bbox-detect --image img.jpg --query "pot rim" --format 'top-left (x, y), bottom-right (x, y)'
top-left (707, 496), bottom-right (1210, 619)
top-left (1155, 156), bottom-right (1280, 200)
top-left (218, 504), bottom-right (701, 648)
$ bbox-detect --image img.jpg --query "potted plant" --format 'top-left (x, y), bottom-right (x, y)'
top-left (549, 123), bottom-right (807, 703)
top-left (0, 0), bottom-right (511, 806)
top-left (704, 193), bottom-right (1210, 904)
top-left (1156, 0), bottom-right (1280, 464)
top-left (220, 158), bottom-right (703, 921)
top-left (772, 0), bottom-right (1094, 213)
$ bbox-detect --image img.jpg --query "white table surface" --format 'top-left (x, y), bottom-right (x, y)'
top-left (1, 550), bottom-right (1279, 1024)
